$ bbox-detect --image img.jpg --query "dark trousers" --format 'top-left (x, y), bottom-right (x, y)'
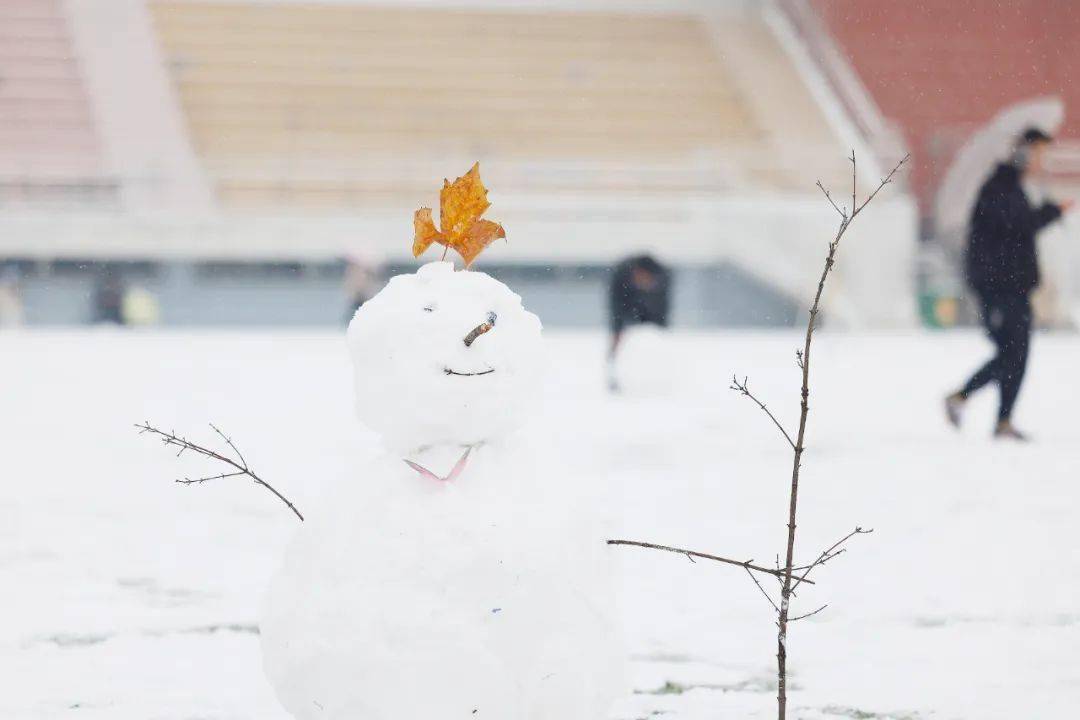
top-left (960, 293), bottom-right (1032, 421)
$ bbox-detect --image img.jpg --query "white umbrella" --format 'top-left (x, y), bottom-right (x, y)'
top-left (934, 96), bottom-right (1065, 243)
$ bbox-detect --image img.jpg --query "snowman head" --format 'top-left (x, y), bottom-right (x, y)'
top-left (347, 262), bottom-right (543, 451)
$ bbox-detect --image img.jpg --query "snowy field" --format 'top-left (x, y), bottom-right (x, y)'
top-left (3, 327), bottom-right (1080, 719)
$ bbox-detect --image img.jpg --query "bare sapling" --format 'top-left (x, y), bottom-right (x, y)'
top-left (609, 151), bottom-right (908, 719)
top-left (136, 421), bottom-right (304, 521)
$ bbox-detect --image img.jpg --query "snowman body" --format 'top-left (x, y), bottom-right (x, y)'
top-left (260, 262), bottom-right (622, 719)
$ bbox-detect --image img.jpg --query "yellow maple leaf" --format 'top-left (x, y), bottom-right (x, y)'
top-left (412, 163), bottom-right (505, 267)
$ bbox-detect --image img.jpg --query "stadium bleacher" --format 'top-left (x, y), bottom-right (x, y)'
top-left (150, 2), bottom-right (770, 207)
top-left (0, 0), bottom-right (115, 206)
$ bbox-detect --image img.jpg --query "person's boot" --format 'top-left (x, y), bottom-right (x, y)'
top-left (993, 420), bottom-right (1029, 442)
top-left (944, 392), bottom-right (965, 428)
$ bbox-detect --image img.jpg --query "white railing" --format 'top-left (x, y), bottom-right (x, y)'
top-left (773, 0), bottom-right (907, 169)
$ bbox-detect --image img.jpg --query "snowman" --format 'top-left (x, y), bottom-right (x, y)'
top-left (260, 167), bottom-right (623, 719)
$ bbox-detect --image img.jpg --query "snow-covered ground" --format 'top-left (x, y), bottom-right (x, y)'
top-left (3, 327), bottom-right (1079, 719)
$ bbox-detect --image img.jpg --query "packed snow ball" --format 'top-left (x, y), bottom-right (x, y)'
top-left (346, 260), bottom-right (544, 451)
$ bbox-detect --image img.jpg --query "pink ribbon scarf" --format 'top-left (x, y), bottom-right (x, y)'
top-left (402, 447), bottom-right (472, 483)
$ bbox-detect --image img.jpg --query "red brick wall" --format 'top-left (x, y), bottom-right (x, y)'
top-left (810, 0), bottom-right (1080, 214)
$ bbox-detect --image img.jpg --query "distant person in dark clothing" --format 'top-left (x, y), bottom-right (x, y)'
top-left (93, 275), bottom-right (125, 325)
top-left (945, 127), bottom-right (1074, 440)
top-left (607, 255), bottom-right (671, 391)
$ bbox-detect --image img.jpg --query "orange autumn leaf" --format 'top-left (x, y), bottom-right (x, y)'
top-left (412, 163), bottom-right (505, 267)
top-left (458, 218), bottom-right (506, 267)
top-left (412, 207), bottom-right (443, 257)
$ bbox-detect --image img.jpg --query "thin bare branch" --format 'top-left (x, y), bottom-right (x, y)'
top-left (136, 422), bottom-right (304, 522)
top-left (606, 539), bottom-right (815, 585)
top-left (850, 149), bottom-right (857, 215)
top-left (790, 604), bottom-right (828, 622)
top-left (791, 527), bottom-right (872, 592)
top-left (210, 422), bottom-right (248, 469)
top-left (177, 470), bottom-right (247, 485)
top-left (745, 564), bottom-right (781, 614)
top-left (816, 180), bottom-right (847, 220)
top-left (851, 154), bottom-right (910, 219)
top-left (730, 375), bottom-right (796, 450)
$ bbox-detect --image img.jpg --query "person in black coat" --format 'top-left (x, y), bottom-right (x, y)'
top-left (945, 128), bottom-right (1074, 439)
top-left (607, 255), bottom-right (671, 391)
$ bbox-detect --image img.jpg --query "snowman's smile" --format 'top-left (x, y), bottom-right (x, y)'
top-left (443, 367), bottom-right (495, 377)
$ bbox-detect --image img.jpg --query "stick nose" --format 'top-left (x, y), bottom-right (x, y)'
top-left (463, 312), bottom-right (497, 347)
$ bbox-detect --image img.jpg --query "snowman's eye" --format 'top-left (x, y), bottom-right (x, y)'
top-left (422, 305), bottom-right (435, 313)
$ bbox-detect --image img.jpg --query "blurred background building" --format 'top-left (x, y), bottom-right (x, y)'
top-left (0, 0), bottom-right (1076, 328)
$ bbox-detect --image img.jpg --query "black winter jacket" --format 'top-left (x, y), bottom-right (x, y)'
top-left (609, 256), bottom-right (670, 332)
top-left (965, 163), bottom-right (1061, 296)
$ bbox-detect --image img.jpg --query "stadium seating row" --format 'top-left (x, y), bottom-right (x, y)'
top-left (0, 0), bottom-right (854, 210)
top-left (0, 0), bottom-right (114, 205)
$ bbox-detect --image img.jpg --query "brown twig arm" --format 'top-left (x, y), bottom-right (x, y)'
top-left (135, 422), bottom-right (304, 522)
top-left (210, 422), bottom-right (247, 469)
top-left (177, 470), bottom-right (247, 485)
top-left (606, 540), bottom-right (815, 585)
